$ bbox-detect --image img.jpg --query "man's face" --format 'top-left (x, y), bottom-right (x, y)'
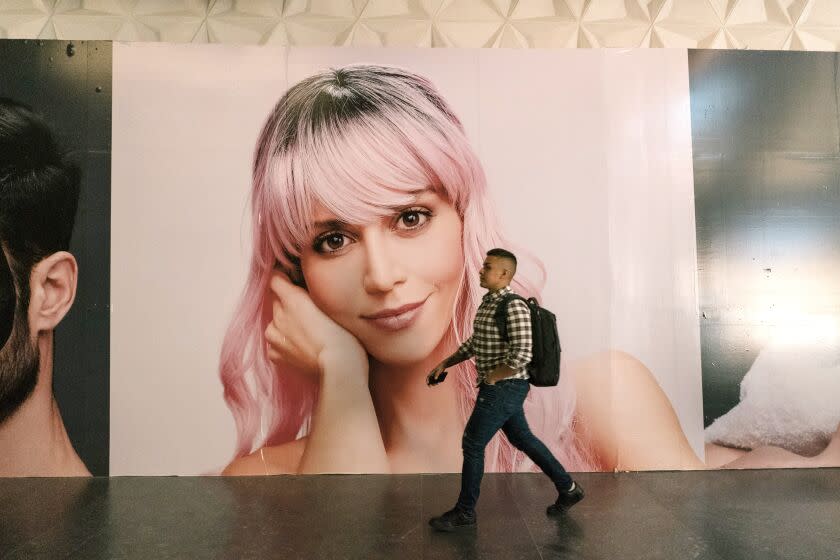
top-left (479, 256), bottom-right (510, 292)
top-left (0, 249), bottom-right (39, 425)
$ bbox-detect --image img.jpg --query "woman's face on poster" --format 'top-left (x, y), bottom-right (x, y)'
top-left (298, 189), bottom-right (464, 366)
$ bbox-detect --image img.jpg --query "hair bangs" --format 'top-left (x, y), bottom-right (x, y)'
top-left (262, 105), bottom-right (474, 263)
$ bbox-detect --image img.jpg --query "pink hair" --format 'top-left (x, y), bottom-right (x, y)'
top-left (220, 64), bottom-right (593, 472)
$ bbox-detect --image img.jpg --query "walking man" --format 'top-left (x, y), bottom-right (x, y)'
top-left (427, 248), bottom-right (583, 531)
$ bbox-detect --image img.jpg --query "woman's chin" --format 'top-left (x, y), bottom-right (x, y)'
top-left (365, 339), bottom-right (438, 368)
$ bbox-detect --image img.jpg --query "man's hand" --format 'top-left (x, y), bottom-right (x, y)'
top-left (483, 365), bottom-right (516, 386)
top-left (427, 363), bottom-right (446, 386)
top-left (477, 371), bottom-right (498, 388)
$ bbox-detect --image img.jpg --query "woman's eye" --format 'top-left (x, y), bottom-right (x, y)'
top-left (396, 209), bottom-right (431, 231)
top-left (314, 233), bottom-right (351, 254)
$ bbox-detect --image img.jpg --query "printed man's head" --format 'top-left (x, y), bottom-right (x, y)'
top-left (0, 98), bottom-right (80, 424)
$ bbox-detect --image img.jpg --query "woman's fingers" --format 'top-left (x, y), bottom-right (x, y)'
top-left (266, 347), bottom-right (282, 363)
top-left (271, 299), bottom-right (284, 327)
top-left (265, 322), bottom-right (292, 365)
top-left (265, 322), bottom-right (284, 347)
top-left (263, 265), bottom-right (364, 377)
top-left (269, 269), bottom-right (298, 301)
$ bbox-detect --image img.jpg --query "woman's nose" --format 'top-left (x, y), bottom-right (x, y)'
top-left (362, 231), bottom-right (407, 294)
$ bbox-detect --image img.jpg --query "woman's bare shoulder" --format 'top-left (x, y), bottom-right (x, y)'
top-left (570, 350), bottom-right (705, 471)
top-left (222, 437), bottom-right (308, 476)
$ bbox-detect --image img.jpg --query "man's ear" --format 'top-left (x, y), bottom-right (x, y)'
top-left (28, 251), bottom-right (78, 334)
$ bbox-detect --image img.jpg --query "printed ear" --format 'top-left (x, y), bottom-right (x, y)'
top-left (28, 251), bottom-right (78, 334)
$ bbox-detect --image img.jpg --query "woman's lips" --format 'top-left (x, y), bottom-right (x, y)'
top-left (362, 298), bottom-right (428, 332)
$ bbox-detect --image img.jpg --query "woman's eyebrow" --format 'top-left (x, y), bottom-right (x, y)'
top-left (312, 218), bottom-right (348, 231)
top-left (384, 188), bottom-right (434, 210)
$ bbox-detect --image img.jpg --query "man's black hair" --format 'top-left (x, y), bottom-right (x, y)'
top-left (486, 248), bottom-right (517, 271)
top-left (0, 97), bottom-right (80, 299)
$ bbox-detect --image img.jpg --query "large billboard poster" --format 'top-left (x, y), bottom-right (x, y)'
top-left (109, 45), bottom-right (702, 476)
top-left (1, 41), bottom-right (837, 477)
top-left (690, 50), bottom-right (840, 468)
top-left (0, 40), bottom-right (111, 477)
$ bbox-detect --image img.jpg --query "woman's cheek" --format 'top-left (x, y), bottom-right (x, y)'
top-left (302, 264), bottom-right (357, 328)
top-left (429, 216), bottom-right (465, 287)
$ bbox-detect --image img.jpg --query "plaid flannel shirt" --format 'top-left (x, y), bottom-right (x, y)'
top-left (454, 286), bottom-right (532, 385)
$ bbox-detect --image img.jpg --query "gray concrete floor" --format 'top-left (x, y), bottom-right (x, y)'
top-left (2, 469), bottom-right (838, 559)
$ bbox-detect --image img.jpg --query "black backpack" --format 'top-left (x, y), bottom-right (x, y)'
top-left (494, 294), bottom-right (561, 387)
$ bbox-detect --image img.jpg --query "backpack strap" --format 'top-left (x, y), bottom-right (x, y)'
top-left (494, 293), bottom-right (527, 342)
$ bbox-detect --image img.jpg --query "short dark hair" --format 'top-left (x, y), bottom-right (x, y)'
top-left (0, 98), bottom-right (80, 296)
top-left (486, 248), bottom-right (517, 271)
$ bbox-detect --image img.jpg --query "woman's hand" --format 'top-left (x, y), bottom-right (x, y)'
top-left (264, 271), bottom-right (367, 378)
top-left (263, 270), bottom-right (388, 473)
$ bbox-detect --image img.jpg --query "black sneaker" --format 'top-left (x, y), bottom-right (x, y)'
top-left (429, 508), bottom-right (477, 532)
top-left (547, 481), bottom-right (584, 515)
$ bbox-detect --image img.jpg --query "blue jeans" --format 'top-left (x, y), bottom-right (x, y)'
top-left (456, 378), bottom-right (573, 513)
